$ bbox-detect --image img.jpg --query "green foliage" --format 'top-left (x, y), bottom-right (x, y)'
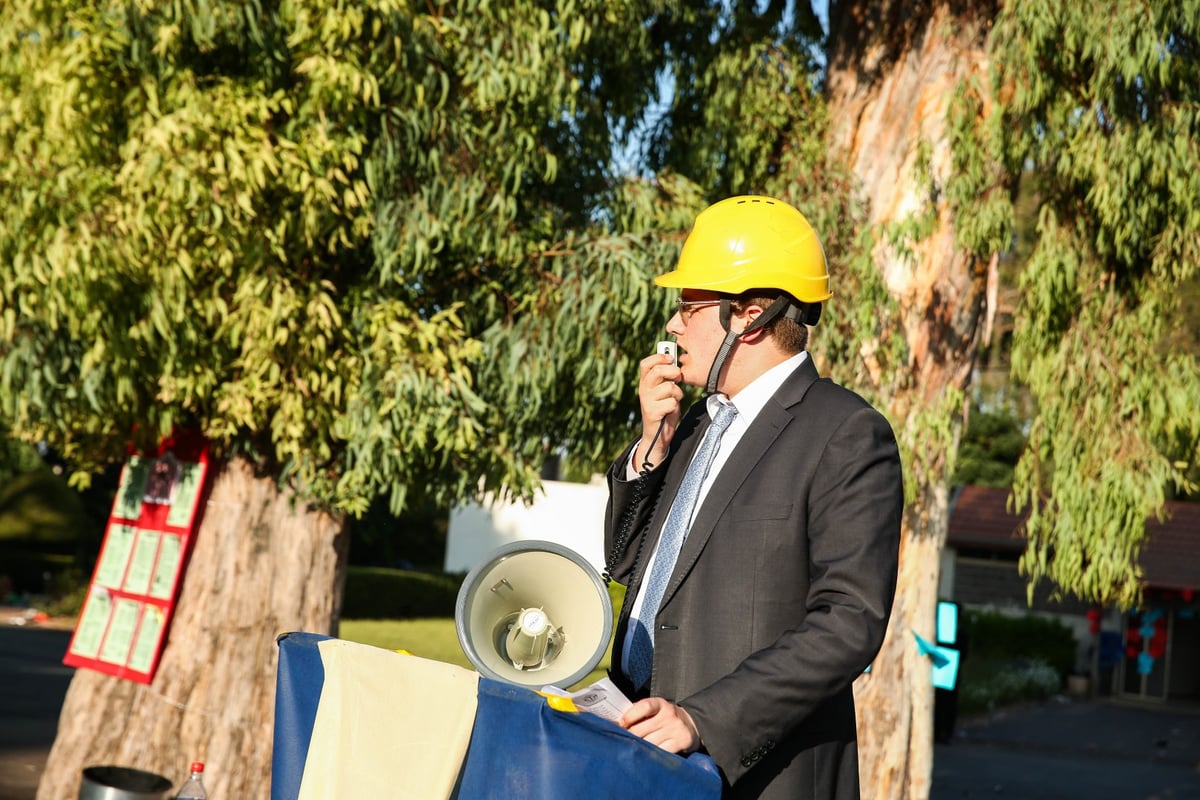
top-left (959, 658), bottom-right (1062, 716)
top-left (0, 451), bottom-right (110, 602)
top-left (954, 406), bottom-right (1026, 488)
top-left (882, 140), bottom-right (941, 264)
top-left (946, 75), bottom-right (1016, 259)
top-left (964, 609), bottom-right (1077, 679)
top-left (0, 427), bottom-right (43, 486)
top-left (0, 468), bottom-right (89, 545)
top-left (348, 495), bottom-right (448, 569)
top-left (635, 2), bottom-right (905, 416)
top-left (0, 1), bottom-right (880, 525)
top-left (957, 610), bottom-right (1074, 714)
top-left (0, 0), bottom-right (691, 516)
top-left (892, 387), bottom-right (965, 507)
top-left (0, 448), bottom-right (100, 599)
top-left (340, 565), bottom-right (462, 619)
top-left (641, 0), bottom-right (825, 198)
top-left (953, 0), bottom-right (1200, 606)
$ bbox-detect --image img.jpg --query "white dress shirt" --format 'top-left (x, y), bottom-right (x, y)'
top-left (620, 351), bottom-right (809, 673)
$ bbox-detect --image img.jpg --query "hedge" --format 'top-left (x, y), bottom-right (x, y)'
top-left (341, 566), bottom-right (464, 619)
top-left (963, 608), bottom-right (1077, 679)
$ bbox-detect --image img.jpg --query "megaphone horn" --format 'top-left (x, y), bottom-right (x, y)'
top-left (455, 541), bottom-right (613, 689)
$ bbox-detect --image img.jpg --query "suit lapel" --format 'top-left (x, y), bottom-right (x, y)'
top-left (626, 408), bottom-right (710, 597)
top-left (660, 358), bottom-right (822, 607)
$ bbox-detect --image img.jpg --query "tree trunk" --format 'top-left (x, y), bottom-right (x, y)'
top-left (825, 1), bottom-right (995, 798)
top-left (38, 456), bottom-right (348, 800)
top-left (853, 487), bottom-right (952, 799)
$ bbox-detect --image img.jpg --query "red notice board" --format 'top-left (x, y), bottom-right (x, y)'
top-left (64, 430), bottom-right (210, 684)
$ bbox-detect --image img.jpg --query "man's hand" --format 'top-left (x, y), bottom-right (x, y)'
top-left (618, 697), bottom-right (701, 754)
top-left (635, 352), bottom-right (683, 470)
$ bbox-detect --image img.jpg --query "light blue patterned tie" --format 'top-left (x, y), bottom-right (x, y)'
top-left (627, 401), bottom-right (738, 689)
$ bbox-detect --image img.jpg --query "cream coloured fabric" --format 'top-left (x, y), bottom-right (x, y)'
top-left (296, 639), bottom-right (480, 799)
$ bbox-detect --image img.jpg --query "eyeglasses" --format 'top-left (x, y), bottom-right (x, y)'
top-left (675, 298), bottom-right (721, 323)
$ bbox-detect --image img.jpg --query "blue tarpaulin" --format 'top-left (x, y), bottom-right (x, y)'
top-left (272, 632), bottom-right (722, 799)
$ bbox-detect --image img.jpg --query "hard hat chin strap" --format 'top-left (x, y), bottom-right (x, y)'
top-left (704, 296), bottom-right (800, 394)
top-left (704, 328), bottom-right (741, 395)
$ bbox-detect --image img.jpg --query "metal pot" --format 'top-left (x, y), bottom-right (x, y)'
top-left (79, 766), bottom-right (173, 800)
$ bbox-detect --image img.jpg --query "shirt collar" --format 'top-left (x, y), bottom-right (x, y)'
top-left (706, 351), bottom-right (808, 426)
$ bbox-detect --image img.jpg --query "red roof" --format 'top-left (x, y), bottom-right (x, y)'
top-left (947, 485), bottom-right (1200, 591)
top-left (1143, 501), bottom-right (1200, 591)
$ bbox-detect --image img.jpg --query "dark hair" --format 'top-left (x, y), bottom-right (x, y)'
top-left (730, 291), bottom-right (810, 353)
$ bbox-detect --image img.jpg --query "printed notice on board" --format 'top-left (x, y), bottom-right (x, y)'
top-left (64, 432), bottom-right (210, 684)
top-left (98, 598), bottom-right (141, 665)
top-left (70, 588), bottom-right (112, 660)
top-left (123, 530), bottom-right (160, 596)
top-left (94, 525), bottom-right (136, 589)
top-left (167, 462), bottom-right (205, 527)
top-left (128, 606), bottom-right (165, 674)
top-left (150, 534), bottom-right (182, 600)
top-left (113, 459), bottom-right (150, 521)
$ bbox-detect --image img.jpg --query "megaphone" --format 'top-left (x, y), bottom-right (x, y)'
top-left (455, 540), bottom-right (613, 689)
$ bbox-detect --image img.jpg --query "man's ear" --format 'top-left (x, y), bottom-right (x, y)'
top-left (738, 325), bottom-right (770, 344)
top-left (735, 304), bottom-right (769, 342)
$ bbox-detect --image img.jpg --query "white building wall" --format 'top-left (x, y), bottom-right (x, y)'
top-left (444, 478), bottom-right (610, 574)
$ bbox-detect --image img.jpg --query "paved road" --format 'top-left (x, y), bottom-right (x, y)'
top-left (3, 620), bottom-right (1199, 800)
top-left (932, 697), bottom-right (1200, 800)
top-left (0, 623), bottom-right (73, 800)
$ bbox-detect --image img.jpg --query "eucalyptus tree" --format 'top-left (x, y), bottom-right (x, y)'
top-left (0, 1), bottom-right (692, 795)
top-left (6, 1), bottom-right (1198, 798)
top-left (985, 2), bottom-right (1200, 607)
top-left (3, 0), bottom-right (855, 795)
top-left (817, 1), bottom-right (1200, 796)
top-left (650, 0), bottom-right (1200, 796)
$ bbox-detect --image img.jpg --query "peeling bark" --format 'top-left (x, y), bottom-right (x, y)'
top-left (826, 1), bottom-right (996, 797)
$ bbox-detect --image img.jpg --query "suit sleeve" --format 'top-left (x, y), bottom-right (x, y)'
top-left (680, 404), bottom-right (903, 785)
top-left (603, 440), bottom-right (667, 585)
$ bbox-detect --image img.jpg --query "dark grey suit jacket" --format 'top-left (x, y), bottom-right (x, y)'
top-left (605, 358), bottom-right (902, 799)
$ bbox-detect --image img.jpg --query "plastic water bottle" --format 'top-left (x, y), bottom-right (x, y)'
top-left (175, 762), bottom-right (208, 799)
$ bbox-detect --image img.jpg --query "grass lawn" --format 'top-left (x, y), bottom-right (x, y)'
top-left (339, 618), bottom-right (474, 668)
top-left (340, 617), bottom-right (613, 690)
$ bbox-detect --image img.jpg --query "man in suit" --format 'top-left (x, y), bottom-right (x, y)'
top-left (606, 195), bottom-right (903, 799)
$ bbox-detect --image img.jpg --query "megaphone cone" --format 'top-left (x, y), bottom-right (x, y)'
top-left (455, 541), bottom-right (613, 688)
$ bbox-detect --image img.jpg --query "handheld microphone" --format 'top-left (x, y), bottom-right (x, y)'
top-left (656, 340), bottom-right (678, 367)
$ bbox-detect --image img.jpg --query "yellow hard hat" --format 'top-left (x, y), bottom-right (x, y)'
top-left (656, 195), bottom-right (832, 303)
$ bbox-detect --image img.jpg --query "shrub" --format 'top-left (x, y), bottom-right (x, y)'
top-left (955, 609), bottom-right (1078, 716)
top-left (960, 658), bottom-right (1062, 715)
top-left (963, 609), bottom-right (1077, 679)
top-left (341, 566), bottom-right (463, 619)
